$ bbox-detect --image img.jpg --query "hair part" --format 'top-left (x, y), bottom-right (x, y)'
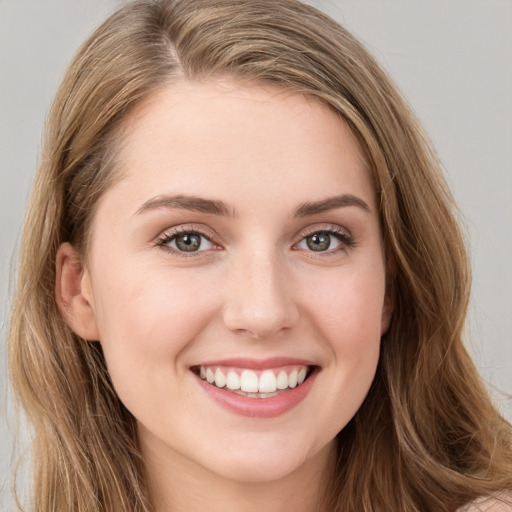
top-left (9, 0), bottom-right (512, 510)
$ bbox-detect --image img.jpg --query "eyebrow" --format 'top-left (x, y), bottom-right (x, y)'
top-left (134, 193), bottom-right (370, 218)
top-left (134, 194), bottom-right (236, 217)
top-left (293, 194), bottom-right (371, 217)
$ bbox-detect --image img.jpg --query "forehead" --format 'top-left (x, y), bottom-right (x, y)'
top-left (99, 79), bottom-right (375, 217)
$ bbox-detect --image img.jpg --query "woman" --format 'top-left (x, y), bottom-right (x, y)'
top-left (8, 0), bottom-right (512, 510)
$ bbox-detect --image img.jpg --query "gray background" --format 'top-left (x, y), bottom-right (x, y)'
top-left (1, 1), bottom-right (511, 509)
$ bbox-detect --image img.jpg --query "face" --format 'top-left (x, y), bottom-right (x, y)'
top-left (61, 80), bottom-right (391, 485)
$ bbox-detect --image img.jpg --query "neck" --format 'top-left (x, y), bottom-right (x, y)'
top-left (141, 436), bottom-right (337, 512)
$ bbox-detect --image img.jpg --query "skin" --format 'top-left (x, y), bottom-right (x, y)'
top-left (57, 80), bottom-right (392, 512)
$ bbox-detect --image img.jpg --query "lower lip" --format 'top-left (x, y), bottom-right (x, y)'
top-left (194, 369), bottom-right (318, 418)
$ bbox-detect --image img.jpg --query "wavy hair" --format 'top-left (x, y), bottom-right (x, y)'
top-left (8, 0), bottom-right (512, 510)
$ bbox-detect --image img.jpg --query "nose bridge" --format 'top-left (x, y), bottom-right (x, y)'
top-left (222, 245), bottom-right (299, 338)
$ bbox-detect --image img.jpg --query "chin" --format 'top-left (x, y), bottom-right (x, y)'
top-left (197, 434), bottom-right (330, 484)
top-left (206, 455), bottom-right (306, 484)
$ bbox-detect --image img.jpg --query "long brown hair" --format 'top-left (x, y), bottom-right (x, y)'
top-left (8, 0), bottom-right (512, 510)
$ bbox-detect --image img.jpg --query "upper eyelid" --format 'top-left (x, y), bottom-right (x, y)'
top-left (295, 223), bottom-right (352, 239)
top-left (157, 224), bottom-right (218, 242)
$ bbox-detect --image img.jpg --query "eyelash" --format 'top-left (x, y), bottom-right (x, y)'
top-left (295, 226), bottom-right (356, 255)
top-left (156, 227), bottom-right (219, 258)
top-left (155, 225), bottom-right (356, 257)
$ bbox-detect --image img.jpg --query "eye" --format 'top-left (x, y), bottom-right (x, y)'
top-left (158, 230), bottom-right (215, 253)
top-left (295, 228), bottom-right (354, 253)
top-left (302, 232), bottom-right (335, 252)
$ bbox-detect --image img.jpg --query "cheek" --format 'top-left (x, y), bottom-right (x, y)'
top-left (90, 266), bottom-right (222, 427)
top-left (304, 264), bottom-right (386, 348)
top-left (299, 267), bottom-right (384, 436)
top-left (91, 264), bottom-right (219, 376)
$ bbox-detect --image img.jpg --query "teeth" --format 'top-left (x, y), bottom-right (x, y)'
top-left (276, 370), bottom-right (288, 390)
top-left (226, 370), bottom-right (241, 390)
top-left (258, 370), bottom-right (277, 393)
top-left (288, 369), bottom-right (298, 388)
top-left (214, 368), bottom-right (226, 388)
top-left (197, 365), bottom-right (311, 396)
top-left (240, 370), bottom-right (259, 393)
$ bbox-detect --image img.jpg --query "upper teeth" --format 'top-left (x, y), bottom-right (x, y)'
top-left (198, 366), bottom-right (309, 393)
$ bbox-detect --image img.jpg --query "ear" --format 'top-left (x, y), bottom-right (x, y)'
top-left (380, 289), bottom-right (394, 335)
top-left (380, 254), bottom-right (396, 335)
top-left (55, 242), bottom-right (100, 340)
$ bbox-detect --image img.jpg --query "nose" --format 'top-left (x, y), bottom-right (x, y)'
top-left (222, 250), bottom-right (300, 339)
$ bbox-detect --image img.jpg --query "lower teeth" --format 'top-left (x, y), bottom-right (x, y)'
top-left (206, 381), bottom-right (306, 398)
top-left (230, 389), bottom-right (282, 399)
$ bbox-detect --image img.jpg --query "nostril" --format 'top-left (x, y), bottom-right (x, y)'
top-left (221, 267), bottom-right (300, 339)
top-left (222, 309), bottom-right (299, 340)
top-left (235, 328), bottom-right (259, 337)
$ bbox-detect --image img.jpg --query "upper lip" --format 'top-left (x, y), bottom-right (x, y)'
top-left (191, 357), bottom-right (317, 370)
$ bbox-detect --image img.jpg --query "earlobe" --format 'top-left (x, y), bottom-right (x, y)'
top-left (55, 242), bottom-right (100, 341)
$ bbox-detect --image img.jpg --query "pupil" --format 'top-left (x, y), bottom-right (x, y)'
top-left (176, 234), bottom-right (201, 252)
top-left (307, 233), bottom-right (330, 251)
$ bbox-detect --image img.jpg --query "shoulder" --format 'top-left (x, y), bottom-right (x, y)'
top-left (459, 495), bottom-right (512, 512)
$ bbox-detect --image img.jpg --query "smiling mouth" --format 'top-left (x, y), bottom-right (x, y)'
top-left (192, 365), bottom-right (314, 399)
